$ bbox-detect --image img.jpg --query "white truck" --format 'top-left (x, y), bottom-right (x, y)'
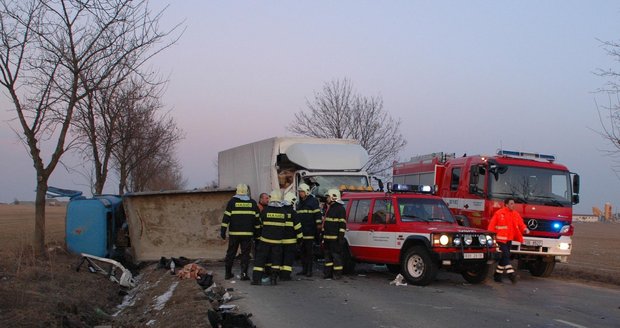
top-left (218, 137), bottom-right (371, 199)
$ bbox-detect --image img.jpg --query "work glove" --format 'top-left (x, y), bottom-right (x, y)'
top-left (220, 227), bottom-right (227, 240)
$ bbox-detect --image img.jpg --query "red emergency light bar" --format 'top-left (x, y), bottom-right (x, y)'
top-left (497, 149), bottom-right (555, 162)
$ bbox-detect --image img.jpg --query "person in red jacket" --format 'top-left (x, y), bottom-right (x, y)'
top-left (487, 198), bottom-right (530, 283)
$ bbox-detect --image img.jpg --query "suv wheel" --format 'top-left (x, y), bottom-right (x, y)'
top-left (401, 246), bottom-right (438, 286)
top-left (461, 262), bottom-right (490, 284)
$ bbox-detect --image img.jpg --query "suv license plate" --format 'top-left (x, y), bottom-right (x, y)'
top-left (463, 253), bottom-right (484, 259)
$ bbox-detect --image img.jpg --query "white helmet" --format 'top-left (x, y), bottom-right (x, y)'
top-left (236, 183), bottom-right (248, 196)
top-left (269, 189), bottom-right (282, 202)
top-left (297, 183), bottom-right (310, 194)
top-left (325, 189), bottom-right (341, 202)
top-left (284, 192), bottom-right (297, 205)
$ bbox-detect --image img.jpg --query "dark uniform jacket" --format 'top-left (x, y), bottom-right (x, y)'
top-left (282, 205), bottom-right (303, 244)
top-left (259, 205), bottom-right (292, 244)
top-left (221, 197), bottom-right (261, 237)
top-left (323, 202), bottom-right (346, 241)
top-left (296, 195), bottom-right (322, 239)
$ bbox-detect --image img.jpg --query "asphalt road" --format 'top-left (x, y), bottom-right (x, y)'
top-left (218, 263), bottom-right (620, 328)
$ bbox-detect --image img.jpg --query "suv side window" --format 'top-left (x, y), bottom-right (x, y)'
top-left (348, 199), bottom-right (371, 223)
top-left (372, 198), bottom-right (395, 224)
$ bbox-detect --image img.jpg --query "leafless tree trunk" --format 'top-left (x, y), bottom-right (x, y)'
top-left (0, 0), bottom-right (180, 255)
top-left (288, 78), bottom-right (407, 177)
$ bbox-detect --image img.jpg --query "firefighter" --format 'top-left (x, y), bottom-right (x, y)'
top-left (280, 192), bottom-right (302, 280)
top-left (252, 190), bottom-right (291, 285)
top-left (487, 198), bottom-right (530, 283)
top-left (322, 189), bottom-right (346, 280)
top-left (295, 183), bottom-right (322, 277)
top-left (221, 184), bottom-right (261, 280)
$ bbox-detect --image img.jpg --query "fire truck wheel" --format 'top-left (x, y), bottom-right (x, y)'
top-left (401, 246), bottom-right (438, 286)
top-left (342, 242), bottom-right (356, 274)
top-left (528, 258), bottom-right (555, 277)
top-left (461, 262), bottom-right (490, 284)
top-left (386, 264), bottom-right (401, 274)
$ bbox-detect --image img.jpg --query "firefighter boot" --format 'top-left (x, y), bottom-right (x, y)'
top-left (270, 272), bottom-right (278, 285)
top-left (251, 271), bottom-right (262, 285)
top-left (225, 266), bottom-right (233, 280)
top-left (323, 266), bottom-right (333, 279)
top-left (280, 271), bottom-right (292, 281)
top-left (493, 272), bottom-right (502, 283)
top-left (296, 263), bottom-right (307, 276)
top-left (333, 271), bottom-right (342, 280)
top-left (240, 265), bottom-right (250, 281)
top-left (508, 272), bottom-right (517, 284)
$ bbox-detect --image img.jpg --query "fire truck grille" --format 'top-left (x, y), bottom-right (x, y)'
top-left (522, 218), bottom-right (568, 233)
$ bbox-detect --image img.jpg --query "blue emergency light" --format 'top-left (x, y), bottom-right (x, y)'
top-left (390, 183), bottom-right (434, 194)
top-left (497, 149), bottom-right (556, 162)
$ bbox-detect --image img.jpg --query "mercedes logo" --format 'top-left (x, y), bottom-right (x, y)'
top-left (527, 219), bottom-right (538, 230)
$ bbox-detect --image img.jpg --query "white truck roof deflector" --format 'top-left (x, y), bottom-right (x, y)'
top-left (284, 143), bottom-right (368, 171)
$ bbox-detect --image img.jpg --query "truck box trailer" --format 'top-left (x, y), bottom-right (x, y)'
top-left (218, 137), bottom-right (371, 198)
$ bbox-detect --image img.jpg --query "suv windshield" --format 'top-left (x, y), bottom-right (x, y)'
top-left (397, 198), bottom-right (456, 223)
top-left (309, 175), bottom-right (370, 197)
top-left (488, 165), bottom-right (571, 206)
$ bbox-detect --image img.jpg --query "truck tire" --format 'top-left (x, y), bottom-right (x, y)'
top-left (400, 246), bottom-right (438, 286)
top-left (461, 262), bottom-right (490, 284)
top-left (528, 258), bottom-right (555, 277)
top-left (386, 264), bottom-right (401, 274)
top-left (342, 242), bottom-right (356, 274)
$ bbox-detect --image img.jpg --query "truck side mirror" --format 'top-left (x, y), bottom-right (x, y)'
top-left (572, 173), bottom-right (580, 194)
top-left (572, 194), bottom-right (579, 204)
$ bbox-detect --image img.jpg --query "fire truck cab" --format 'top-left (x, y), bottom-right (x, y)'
top-left (341, 183), bottom-right (498, 286)
top-left (393, 150), bottom-right (580, 277)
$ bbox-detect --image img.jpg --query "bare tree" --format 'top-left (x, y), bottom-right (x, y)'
top-left (111, 78), bottom-right (184, 194)
top-left (595, 39), bottom-right (620, 175)
top-left (288, 78), bottom-right (407, 177)
top-left (0, 0), bottom-right (179, 255)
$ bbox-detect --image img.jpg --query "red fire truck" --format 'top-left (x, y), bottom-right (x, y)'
top-left (393, 150), bottom-right (580, 277)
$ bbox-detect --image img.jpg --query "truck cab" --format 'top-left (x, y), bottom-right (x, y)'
top-left (341, 183), bottom-right (498, 286)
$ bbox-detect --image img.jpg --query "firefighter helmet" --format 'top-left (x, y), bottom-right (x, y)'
top-left (297, 183), bottom-right (311, 194)
top-left (236, 183), bottom-right (248, 196)
top-left (269, 189), bottom-right (282, 202)
top-left (284, 192), bottom-right (296, 205)
top-left (326, 189), bottom-right (341, 202)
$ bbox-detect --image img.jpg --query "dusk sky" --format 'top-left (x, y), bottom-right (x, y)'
top-left (1, 1), bottom-right (620, 214)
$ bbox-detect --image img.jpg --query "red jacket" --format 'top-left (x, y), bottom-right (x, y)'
top-left (487, 207), bottom-right (527, 243)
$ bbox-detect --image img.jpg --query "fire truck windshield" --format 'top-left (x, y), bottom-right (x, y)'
top-left (309, 175), bottom-right (370, 197)
top-left (397, 198), bottom-right (456, 223)
top-left (488, 165), bottom-right (571, 206)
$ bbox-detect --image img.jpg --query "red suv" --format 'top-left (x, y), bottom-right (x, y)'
top-left (341, 184), bottom-right (498, 285)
